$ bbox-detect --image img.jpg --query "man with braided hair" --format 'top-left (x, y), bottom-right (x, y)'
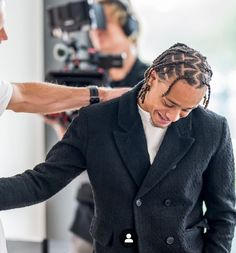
top-left (0, 43), bottom-right (235, 253)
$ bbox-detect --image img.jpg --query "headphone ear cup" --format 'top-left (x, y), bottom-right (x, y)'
top-left (122, 14), bottom-right (139, 37)
top-left (93, 3), bottom-right (107, 29)
top-left (100, 0), bottom-right (139, 37)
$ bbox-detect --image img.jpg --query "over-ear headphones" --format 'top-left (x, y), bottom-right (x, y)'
top-left (98, 0), bottom-right (139, 37)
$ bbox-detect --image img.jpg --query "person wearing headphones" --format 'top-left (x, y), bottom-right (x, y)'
top-left (90, 0), bottom-right (148, 88)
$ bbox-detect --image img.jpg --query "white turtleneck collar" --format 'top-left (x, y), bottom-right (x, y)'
top-left (138, 104), bottom-right (167, 164)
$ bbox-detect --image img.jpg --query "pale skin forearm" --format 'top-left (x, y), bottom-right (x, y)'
top-left (6, 82), bottom-right (130, 113)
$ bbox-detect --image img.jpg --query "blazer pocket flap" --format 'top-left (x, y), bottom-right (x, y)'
top-left (89, 216), bottom-right (113, 246)
top-left (186, 218), bottom-right (210, 232)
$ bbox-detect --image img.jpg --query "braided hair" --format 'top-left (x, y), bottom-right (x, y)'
top-left (138, 43), bottom-right (213, 108)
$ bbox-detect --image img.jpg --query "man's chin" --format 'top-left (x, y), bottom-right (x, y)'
top-left (151, 113), bottom-right (171, 128)
top-left (151, 120), bottom-right (171, 129)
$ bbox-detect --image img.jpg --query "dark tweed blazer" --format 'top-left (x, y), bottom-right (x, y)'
top-left (0, 83), bottom-right (235, 253)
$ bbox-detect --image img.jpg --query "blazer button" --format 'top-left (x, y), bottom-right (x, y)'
top-left (136, 199), bottom-right (142, 207)
top-left (166, 236), bottom-right (174, 245)
top-left (164, 199), bottom-right (171, 207)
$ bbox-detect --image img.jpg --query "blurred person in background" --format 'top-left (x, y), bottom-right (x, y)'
top-left (89, 0), bottom-right (148, 88)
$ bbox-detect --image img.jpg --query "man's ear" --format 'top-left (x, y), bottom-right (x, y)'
top-left (148, 70), bottom-right (158, 86)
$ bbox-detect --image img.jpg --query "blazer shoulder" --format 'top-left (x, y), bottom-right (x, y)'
top-left (193, 106), bottom-right (226, 123)
top-left (192, 106), bottom-right (228, 135)
top-left (77, 97), bottom-right (121, 127)
top-left (82, 96), bottom-right (120, 115)
top-left (81, 87), bottom-right (136, 117)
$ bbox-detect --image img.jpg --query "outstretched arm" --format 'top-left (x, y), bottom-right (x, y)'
top-left (7, 82), bottom-right (129, 113)
top-left (0, 108), bottom-right (88, 210)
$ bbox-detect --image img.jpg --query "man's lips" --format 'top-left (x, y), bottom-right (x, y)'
top-left (157, 111), bottom-right (171, 124)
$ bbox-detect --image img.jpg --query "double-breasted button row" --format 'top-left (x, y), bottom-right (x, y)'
top-left (136, 199), bottom-right (171, 207)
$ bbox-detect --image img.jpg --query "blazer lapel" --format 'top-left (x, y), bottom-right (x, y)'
top-left (137, 115), bottom-right (195, 198)
top-left (113, 82), bottom-right (150, 187)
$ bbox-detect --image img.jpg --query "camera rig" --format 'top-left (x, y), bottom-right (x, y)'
top-left (47, 0), bottom-right (125, 84)
top-left (45, 0), bottom-right (125, 127)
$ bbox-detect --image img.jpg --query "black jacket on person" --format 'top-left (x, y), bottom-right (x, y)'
top-left (0, 82), bottom-right (235, 253)
top-left (70, 57), bottom-right (149, 243)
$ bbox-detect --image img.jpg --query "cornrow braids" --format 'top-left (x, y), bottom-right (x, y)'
top-left (140, 43), bottom-right (213, 108)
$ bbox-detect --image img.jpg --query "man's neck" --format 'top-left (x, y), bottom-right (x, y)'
top-left (137, 95), bottom-right (149, 113)
top-left (108, 45), bottom-right (137, 82)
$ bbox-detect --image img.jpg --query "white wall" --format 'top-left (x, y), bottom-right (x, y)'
top-left (0, 0), bottom-right (46, 240)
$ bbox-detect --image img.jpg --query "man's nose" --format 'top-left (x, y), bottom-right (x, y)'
top-left (0, 27), bottom-right (8, 41)
top-left (166, 109), bottom-right (181, 122)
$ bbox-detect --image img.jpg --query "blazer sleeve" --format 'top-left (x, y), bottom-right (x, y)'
top-left (203, 117), bottom-right (236, 252)
top-left (0, 108), bottom-right (88, 210)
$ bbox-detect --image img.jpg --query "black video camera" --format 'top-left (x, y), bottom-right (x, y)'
top-left (47, 0), bottom-right (125, 86)
top-left (45, 0), bottom-right (125, 127)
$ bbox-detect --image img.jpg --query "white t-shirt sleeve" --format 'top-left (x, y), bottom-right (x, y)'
top-left (0, 81), bottom-right (13, 116)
